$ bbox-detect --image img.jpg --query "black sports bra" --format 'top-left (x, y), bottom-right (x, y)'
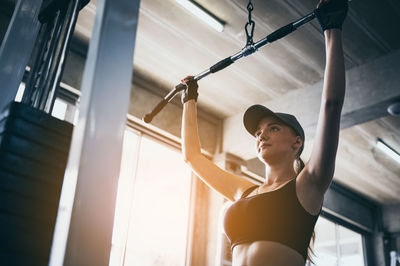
top-left (223, 178), bottom-right (321, 261)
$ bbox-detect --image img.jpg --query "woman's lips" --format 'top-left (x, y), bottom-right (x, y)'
top-left (259, 143), bottom-right (271, 150)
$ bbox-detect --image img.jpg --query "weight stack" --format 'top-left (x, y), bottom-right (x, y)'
top-left (0, 101), bottom-right (73, 266)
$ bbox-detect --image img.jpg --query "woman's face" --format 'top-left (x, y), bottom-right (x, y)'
top-left (254, 116), bottom-right (302, 164)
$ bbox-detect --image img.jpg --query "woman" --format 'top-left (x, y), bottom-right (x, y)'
top-left (181, 0), bottom-right (347, 264)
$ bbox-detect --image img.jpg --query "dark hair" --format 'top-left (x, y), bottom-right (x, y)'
top-left (295, 156), bottom-right (316, 264)
top-left (294, 156), bottom-right (305, 175)
top-left (307, 231), bottom-right (316, 264)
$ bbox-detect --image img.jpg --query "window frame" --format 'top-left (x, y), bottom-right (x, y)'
top-left (320, 181), bottom-right (380, 266)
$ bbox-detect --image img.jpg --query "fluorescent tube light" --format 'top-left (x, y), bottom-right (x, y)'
top-left (376, 139), bottom-right (400, 164)
top-left (175, 0), bottom-right (224, 32)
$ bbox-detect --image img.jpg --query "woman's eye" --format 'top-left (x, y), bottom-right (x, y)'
top-left (270, 127), bottom-right (279, 132)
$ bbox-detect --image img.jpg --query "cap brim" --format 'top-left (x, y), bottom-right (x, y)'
top-left (243, 105), bottom-right (280, 136)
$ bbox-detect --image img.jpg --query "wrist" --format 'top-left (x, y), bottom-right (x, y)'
top-left (185, 99), bottom-right (196, 104)
top-left (324, 28), bottom-right (342, 41)
top-left (324, 28), bottom-right (342, 35)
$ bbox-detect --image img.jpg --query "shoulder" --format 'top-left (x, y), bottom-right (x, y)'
top-left (240, 185), bottom-right (259, 199)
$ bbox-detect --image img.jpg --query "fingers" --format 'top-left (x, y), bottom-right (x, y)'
top-left (317, 0), bottom-right (329, 9)
top-left (181, 75), bottom-right (199, 103)
top-left (181, 75), bottom-right (194, 84)
top-left (314, 0), bottom-right (348, 32)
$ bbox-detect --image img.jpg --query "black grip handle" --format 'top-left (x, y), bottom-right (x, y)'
top-left (143, 83), bottom-right (187, 123)
top-left (143, 99), bottom-right (168, 123)
top-left (267, 24), bottom-right (296, 43)
top-left (210, 57), bottom-right (234, 73)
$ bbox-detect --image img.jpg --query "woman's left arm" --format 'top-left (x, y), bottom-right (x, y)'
top-left (305, 29), bottom-right (345, 193)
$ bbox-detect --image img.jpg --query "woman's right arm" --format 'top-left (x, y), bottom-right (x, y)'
top-left (182, 97), bottom-right (256, 202)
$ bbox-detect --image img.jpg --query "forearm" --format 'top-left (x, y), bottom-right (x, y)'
top-left (322, 29), bottom-right (346, 105)
top-left (182, 99), bottom-right (202, 161)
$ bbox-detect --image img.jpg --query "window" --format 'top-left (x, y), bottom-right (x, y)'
top-left (309, 216), bottom-right (365, 266)
top-left (110, 129), bottom-right (192, 266)
top-left (51, 98), bottom-right (68, 120)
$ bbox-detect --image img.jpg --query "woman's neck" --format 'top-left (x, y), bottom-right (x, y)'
top-left (264, 161), bottom-right (296, 185)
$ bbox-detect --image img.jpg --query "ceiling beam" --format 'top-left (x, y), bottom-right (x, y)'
top-left (223, 49), bottom-right (400, 160)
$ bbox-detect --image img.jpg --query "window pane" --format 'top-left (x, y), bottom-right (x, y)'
top-left (52, 98), bottom-right (68, 120)
top-left (123, 136), bottom-right (191, 266)
top-left (15, 82), bottom-right (25, 102)
top-left (311, 217), bottom-right (365, 266)
top-left (338, 225), bottom-right (365, 266)
top-left (313, 217), bottom-right (338, 266)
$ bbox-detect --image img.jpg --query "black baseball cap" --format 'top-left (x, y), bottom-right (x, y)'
top-left (243, 104), bottom-right (305, 155)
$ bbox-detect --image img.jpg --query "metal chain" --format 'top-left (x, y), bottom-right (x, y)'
top-left (245, 0), bottom-right (255, 46)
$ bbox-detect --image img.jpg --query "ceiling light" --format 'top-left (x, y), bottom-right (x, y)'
top-left (376, 138), bottom-right (400, 164)
top-left (175, 0), bottom-right (225, 32)
top-left (387, 102), bottom-right (400, 116)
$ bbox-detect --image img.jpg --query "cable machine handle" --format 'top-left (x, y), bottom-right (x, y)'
top-left (210, 57), bottom-right (234, 73)
top-left (143, 11), bottom-right (317, 123)
top-left (143, 83), bottom-right (186, 123)
top-left (254, 12), bottom-right (315, 49)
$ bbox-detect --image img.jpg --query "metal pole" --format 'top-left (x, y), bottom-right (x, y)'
top-left (0, 0), bottom-right (42, 111)
top-left (48, 0), bottom-right (141, 265)
top-left (33, 11), bottom-right (64, 109)
top-left (22, 22), bottom-right (51, 105)
top-left (44, 0), bottom-right (81, 114)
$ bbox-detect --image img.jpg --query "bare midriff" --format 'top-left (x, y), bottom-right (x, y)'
top-left (232, 240), bottom-right (305, 266)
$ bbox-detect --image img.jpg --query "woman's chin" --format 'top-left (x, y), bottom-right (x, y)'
top-left (257, 152), bottom-right (270, 163)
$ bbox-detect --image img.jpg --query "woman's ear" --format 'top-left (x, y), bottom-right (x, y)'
top-left (292, 136), bottom-right (303, 150)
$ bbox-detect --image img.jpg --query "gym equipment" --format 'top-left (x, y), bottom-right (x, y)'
top-left (0, 0), bottom-right (88, 265)
top-left (143, 2), bottom-right (316, 123)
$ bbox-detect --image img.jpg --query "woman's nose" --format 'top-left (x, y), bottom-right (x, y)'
top-left (258, 130), bottom-right (268, 141)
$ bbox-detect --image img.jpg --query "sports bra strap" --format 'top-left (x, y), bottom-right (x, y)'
top-left (240, 185), bottom-right (259, 199)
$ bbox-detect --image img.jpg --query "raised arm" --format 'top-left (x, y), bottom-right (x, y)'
top-left (181, 78), bottom-right (255, 201)
top-left (304, 0), bottom-right (348, 193)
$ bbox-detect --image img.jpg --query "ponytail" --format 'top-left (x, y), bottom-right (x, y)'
top-left (307, 231), bottom-right (316, 264)
top-left (294, 156), bottom-right (305, 175)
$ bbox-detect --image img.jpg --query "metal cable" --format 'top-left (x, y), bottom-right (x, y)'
top-left (245, 0), bottom-right (255, 46)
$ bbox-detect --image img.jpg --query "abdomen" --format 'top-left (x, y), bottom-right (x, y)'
top-left (232, 240), bottom-right (306, 266)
